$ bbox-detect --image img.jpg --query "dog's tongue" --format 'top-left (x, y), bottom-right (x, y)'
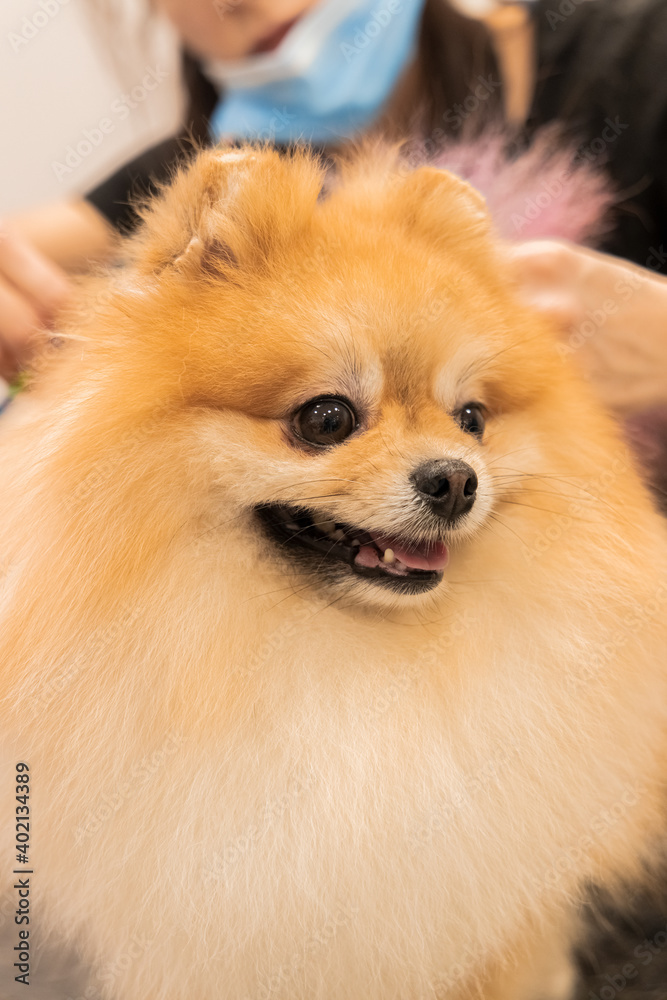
top-left (368, 533), bottom-right (449, 572)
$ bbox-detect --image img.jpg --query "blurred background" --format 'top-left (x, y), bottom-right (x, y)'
top-left (0, 0), bottom-right (500, 212)
top-left (0, 0), bottom-right (184, 212)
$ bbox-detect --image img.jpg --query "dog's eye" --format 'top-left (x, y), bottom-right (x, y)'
top-left (458, 403), bottom-right (485, 437)
top-left (294, 397), bottom-right (357, 447)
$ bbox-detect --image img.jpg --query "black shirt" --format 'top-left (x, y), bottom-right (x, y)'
top-left (528, 0), bottom-right (667, 271)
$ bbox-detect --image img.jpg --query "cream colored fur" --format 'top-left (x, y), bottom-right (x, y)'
top-left (0, 147), bottom-right (666, 1000)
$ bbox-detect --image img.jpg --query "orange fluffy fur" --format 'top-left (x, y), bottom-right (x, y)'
top-left (1, 147), bottom-right (666, 999)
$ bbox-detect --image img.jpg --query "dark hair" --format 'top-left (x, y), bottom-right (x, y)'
top-left (415, 0), bottom-right (503, 140)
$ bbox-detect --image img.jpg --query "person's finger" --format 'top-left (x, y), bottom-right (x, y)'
top-left (0, 223), bottom-right (71, 322)
top-left (511, 277), bottom-right (583, 329)
top-left (0, 341), bottom-right (19, 382)
top-left (0, 274), bottom-right (49, 362)
top-left (531, 296), bottom-right (582, 330)
top-left (505, 239), bottom-right (577, 280)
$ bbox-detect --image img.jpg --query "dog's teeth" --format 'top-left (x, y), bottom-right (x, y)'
top-left (383, 548), bottom-right (396, 564)
top-left (316, 519), bottom-right (336, 533)
top-left (350, 539), bottom-right (360, 547)
top-left (331, 529), bottom-right (345, 542)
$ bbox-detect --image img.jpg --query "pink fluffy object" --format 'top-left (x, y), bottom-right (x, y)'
top-left (429, 130), bottom-right (614, 245)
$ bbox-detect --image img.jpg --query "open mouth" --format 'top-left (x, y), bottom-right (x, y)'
top-left (256, 504), bottom-right (449, 594)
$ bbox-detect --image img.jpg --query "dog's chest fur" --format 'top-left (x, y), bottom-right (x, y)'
top-left (18, 555), bottom-right (665, 1000)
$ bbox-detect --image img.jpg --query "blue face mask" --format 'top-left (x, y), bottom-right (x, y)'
top-left (206, 0), bottom-right (427, 145)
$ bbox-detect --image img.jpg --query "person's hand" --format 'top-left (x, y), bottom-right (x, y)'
top-left (508, 239), bottom-right (667, 414)
top-left (0, 221), bottom-right (71, 381)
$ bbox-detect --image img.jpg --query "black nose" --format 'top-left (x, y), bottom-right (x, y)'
top-left (411, 459), bottom-right (478, 523)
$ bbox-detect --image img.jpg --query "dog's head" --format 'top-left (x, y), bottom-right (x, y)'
top-left (62, 147), bottom-right (576, 609)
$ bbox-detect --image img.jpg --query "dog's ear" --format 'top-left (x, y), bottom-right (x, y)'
top-left (127, 148), bottom-right (257, 280)
top-left (397, 166), bottom-right (492, 245)
top-left (128, 147), bottom-right (324, 281)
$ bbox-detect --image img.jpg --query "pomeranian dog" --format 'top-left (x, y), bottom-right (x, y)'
top-left (1, 147), bottom-right (666, 1000)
